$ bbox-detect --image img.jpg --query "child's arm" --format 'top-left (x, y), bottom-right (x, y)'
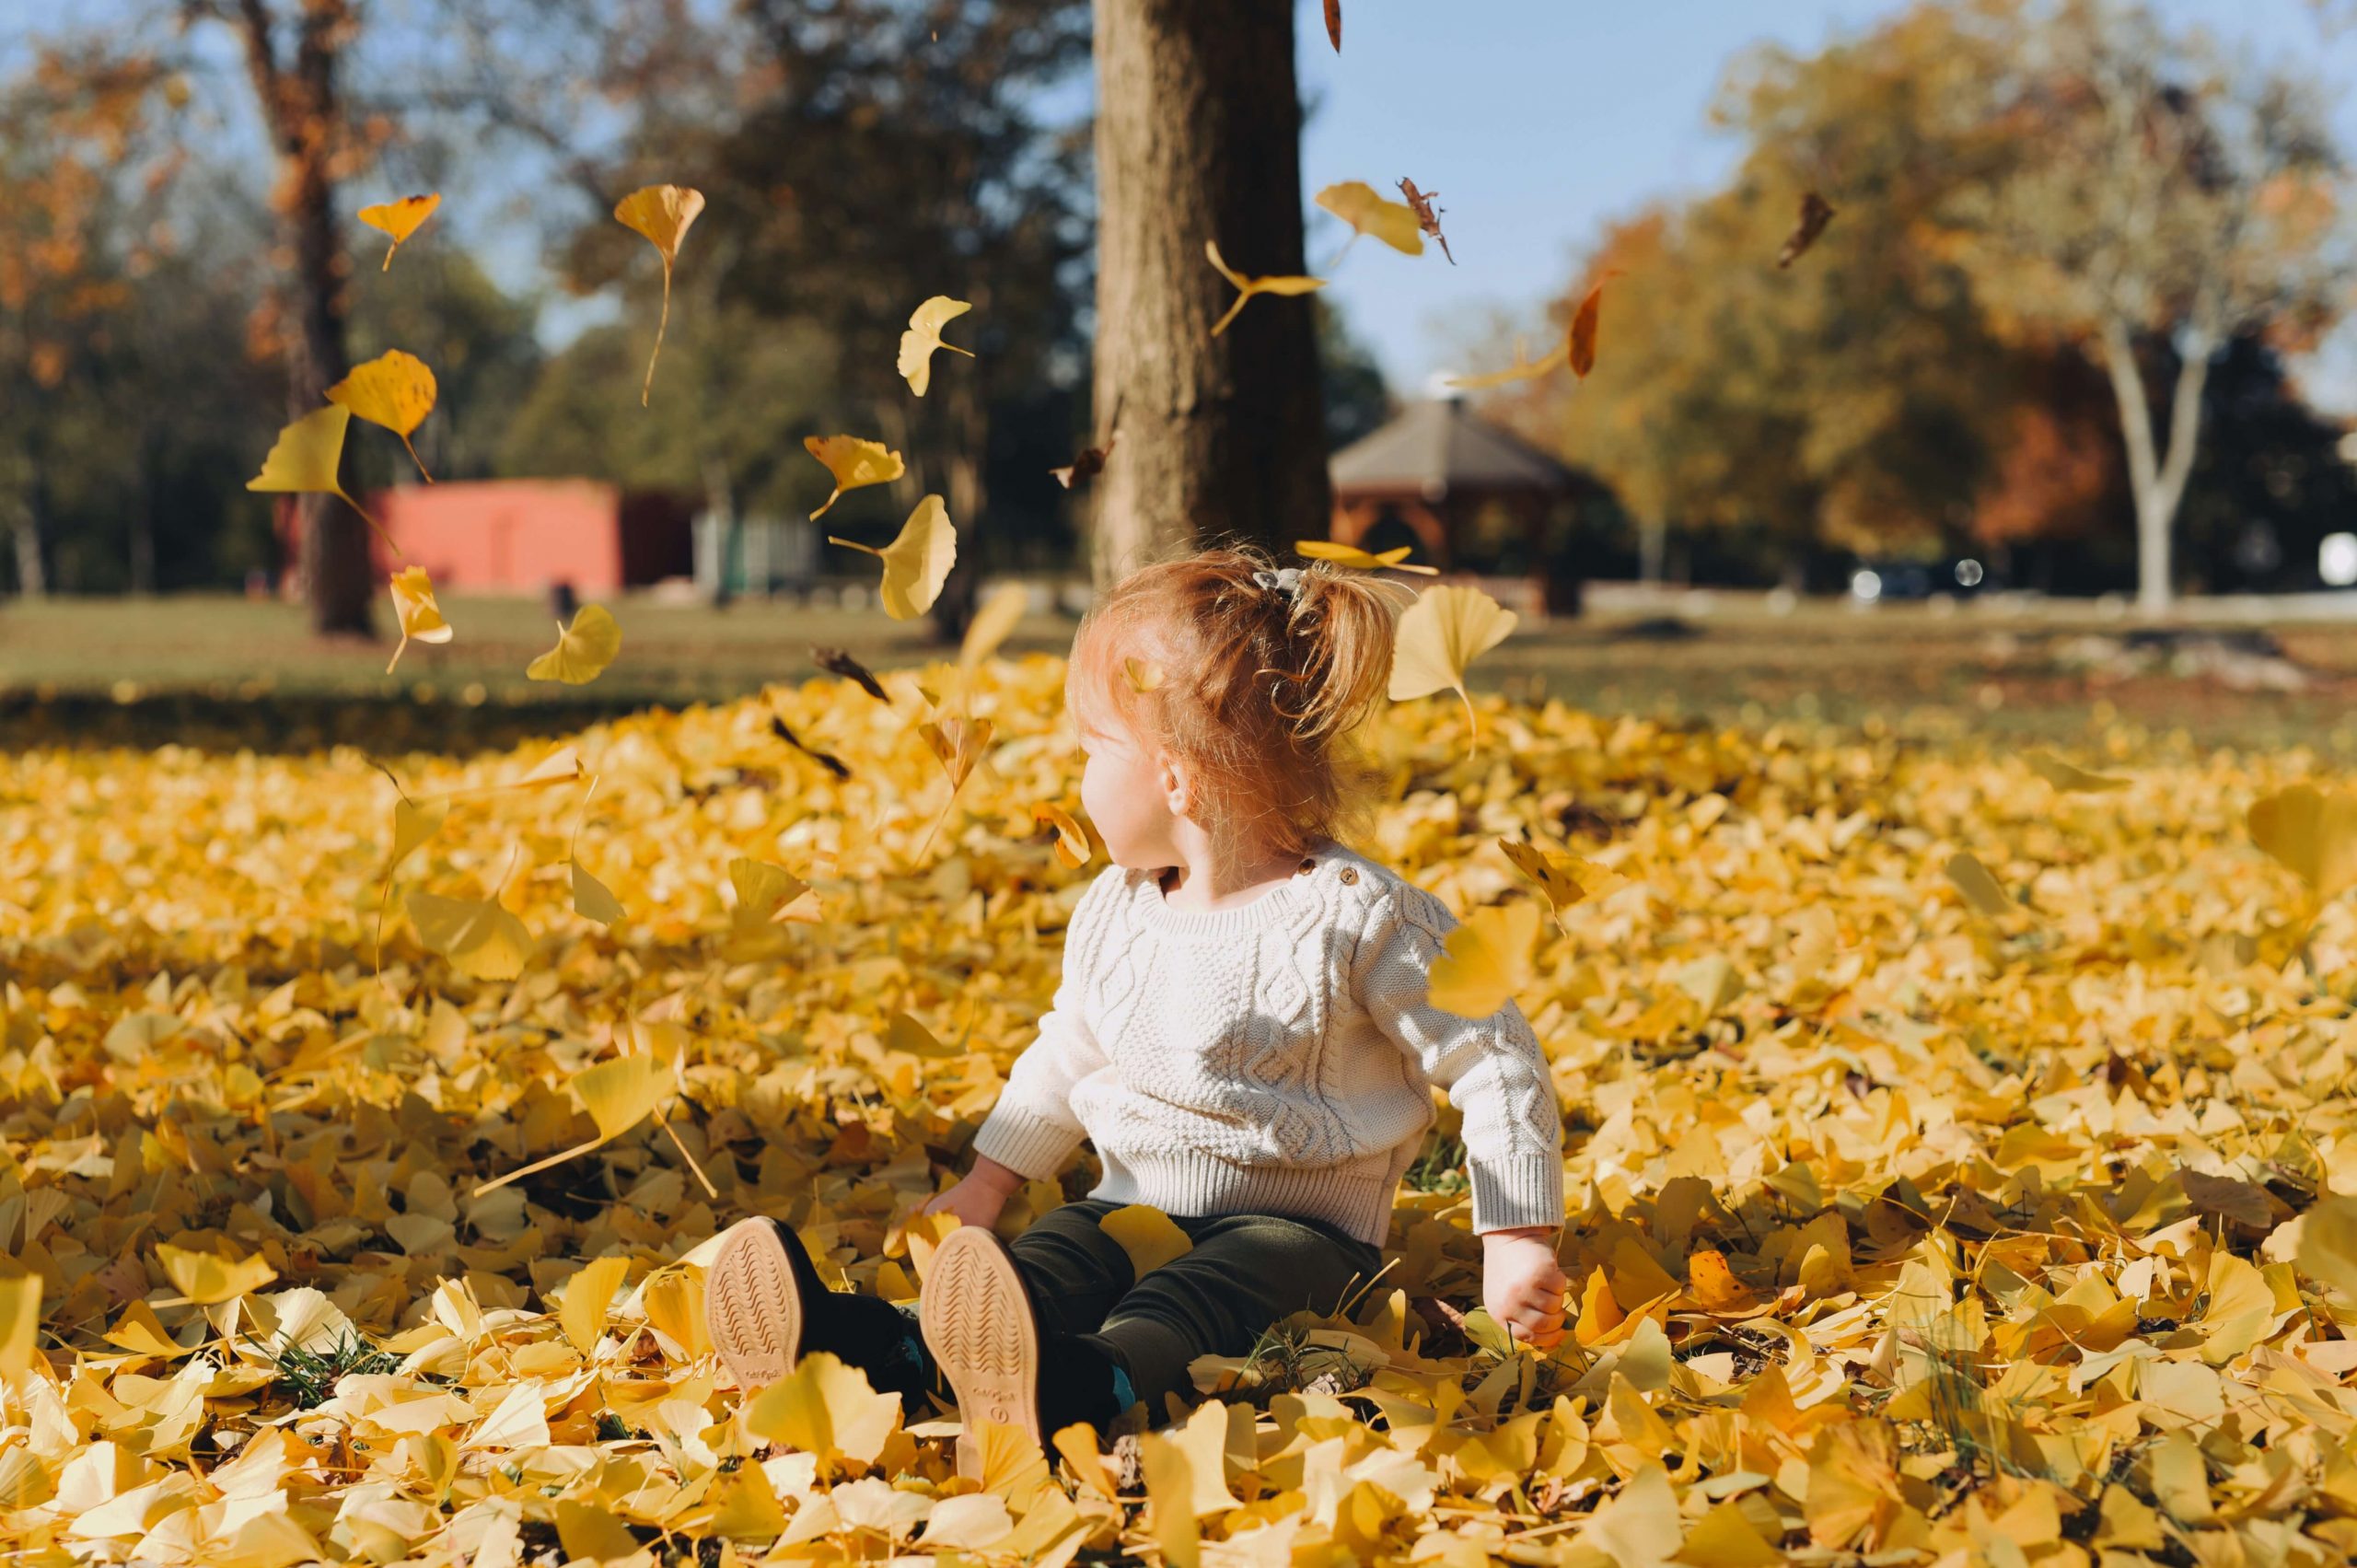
top-left (1358, 885), bottom-right (1569, 1345)
top-left (926, 877), bottom-right (1116, 1225)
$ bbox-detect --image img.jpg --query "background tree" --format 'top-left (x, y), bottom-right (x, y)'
top-left (1953, 0), bottom-right (2349, 612)
top-left (1089, 0), bottom-right (1329, 583)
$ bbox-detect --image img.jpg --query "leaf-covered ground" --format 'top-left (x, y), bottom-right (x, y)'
top-left (3, 656), bottom-right (2354, 1567)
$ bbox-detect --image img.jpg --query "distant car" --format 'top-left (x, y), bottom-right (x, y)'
top-left (1849, 557), bottom-right (1990, 603)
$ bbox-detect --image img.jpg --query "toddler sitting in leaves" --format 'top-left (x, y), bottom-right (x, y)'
top-left (705, 544), bottom-right (1567, 1472)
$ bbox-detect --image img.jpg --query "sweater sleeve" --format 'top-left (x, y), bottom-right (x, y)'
top-left (1355, 884), bottom-right (1566, 1235)
top-left (968, 871), bottom-right (1120, 1180)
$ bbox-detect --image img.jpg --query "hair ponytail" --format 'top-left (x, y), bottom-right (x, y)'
top-left (1065, 542), bottom-right (1408, 860)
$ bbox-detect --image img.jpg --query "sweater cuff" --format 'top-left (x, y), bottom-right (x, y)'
top-left (1469, 1152), bottom-right (1567, 1235)
top-left (970, 1104), bottom-right (1085, 1182)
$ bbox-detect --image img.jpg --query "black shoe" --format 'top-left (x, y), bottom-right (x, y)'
top-left (706, 1216), bottom-right (937, 1404)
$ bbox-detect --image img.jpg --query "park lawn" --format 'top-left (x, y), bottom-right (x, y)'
top-left (1, 656), bottom-right (2352, 1562)
top-left (5, 590), bottom-right (2357, 756)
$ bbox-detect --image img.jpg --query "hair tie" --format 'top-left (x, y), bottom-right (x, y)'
top-left (1251, 566), bottom-right (1304, 600)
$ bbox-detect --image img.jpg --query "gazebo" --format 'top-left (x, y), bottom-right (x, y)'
top-left (1327, 396), bottom-right (1596, 614)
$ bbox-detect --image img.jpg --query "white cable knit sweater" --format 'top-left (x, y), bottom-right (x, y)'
top-left (971, 839), bottom-right (1565, 1246)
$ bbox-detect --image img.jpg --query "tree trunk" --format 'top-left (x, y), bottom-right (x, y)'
top-left (238, 0), bottom-right (372, 636)
top-left (2098, 315), bottom-right (2214, 618)
top-left (1090, 0), bottom-right (1329, 587)
top-left (9, 501), bottom-right (45, 598)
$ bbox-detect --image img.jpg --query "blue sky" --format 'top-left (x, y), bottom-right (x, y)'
top-left (1295, 0), bottom-right (2357, 401)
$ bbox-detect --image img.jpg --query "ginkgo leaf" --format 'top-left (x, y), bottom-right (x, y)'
top-left (2248, 784), bottom-right (2357, 900)
top-left (887, 1012), bottom-right (965, 1059)
top-left (1498, 839), bottom-right (1589, 921)
top-left (560, 1255), bottom-right (630, 1356)
top-left (1389, 583), bottom-right (1516, 739)
top-left (1295, 539), bottom-right (1439, 575)
top-left (827, 494), bottom-right (957, 621)
top-left (1204, 238), bottom-right (1326, 338)
top-left (1123, 657), bottom-right (1165, 693)
top-left (1944, 852), bottom-right (2016, 918)
top-left (730, 856), bottom-right (810, 930)
top-left (745, 1352), bottom-right (902, 1470)
top-left (528, 604), bottom-right (622, 684)
top-left (2297, 1195), bottom-right (2357, 1296)
top-left (157, 1243), bottom-right (277, 1307)
top-left (571, 859), bottom-right (624, 925)
top-left (387, 565), bottom-right (454, 676)
top-left (961, 583), bottom-right (1031, 668)
top-left (920, 717), bottom-right (993, 793)
top-left (804, 436), bottom-right (905, 520)
top-left (2025, 750), bottom-right (2127, 793)
top-left (358, 192), bottom-right (440, 271)
top-left (612, 184), bottom-right (705, 406)
top-left (1687, 1250), bottom-right (1761, 1315)
top-left (1426, 900), bottom-right (1540, 1019)
top-left (247, 404), bottom-right (391, 552)
top-left (1446, 342), bottom-right (1568, 391)
top-left (407, 889), bottom-right (531, 979)
top-left (391, 796), bottom-right (447, 869)
top-left (575, 1053), bottom-right (672, 1142)
top-left (1032, 802), bottom-right (1092, 869)
top-left (1315, 181), bottom-right (1424, 256)
top-left (1100, 1205), bottom-right (1193, 1277)
top-left (0, 1275), bottom-right (37, 1383)
top-left (1568, 279), bottom-right (1608, 378)
top-left (897, 295), bottom-right (974, 397)
top-left (327, 350), bottom-right (437, 481)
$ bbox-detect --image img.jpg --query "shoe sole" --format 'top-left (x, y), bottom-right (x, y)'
top-left (920, 1225), bottom-right (1040, 1475)
top-left (706, 1216), bottom-right (807, 1390)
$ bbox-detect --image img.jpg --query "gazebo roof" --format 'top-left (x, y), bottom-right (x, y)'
top-left (1329, 397), bottom-right (1577, 500)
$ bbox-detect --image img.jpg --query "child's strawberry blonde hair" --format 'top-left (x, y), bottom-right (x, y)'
top-left (1065, 543), bottom-right (1405, 861)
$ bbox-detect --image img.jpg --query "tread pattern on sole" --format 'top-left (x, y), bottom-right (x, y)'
top-left (922, 1228), bottom-right (1041, 1462)
top-left (706, 1217), bottom-right (805, 1390)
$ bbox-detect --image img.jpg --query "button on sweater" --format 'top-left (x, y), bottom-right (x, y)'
top-left (970, 839), bottom-right (1566, 1247)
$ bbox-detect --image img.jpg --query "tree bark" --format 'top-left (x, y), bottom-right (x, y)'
top-left (237, 0), bottom-right (372, 636)
top-left (2098, 313), bottom-right (2214, 617)
top-left (1089, 0), bottom-right (1329, 588)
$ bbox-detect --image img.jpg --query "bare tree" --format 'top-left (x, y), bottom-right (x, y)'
top-left (1089, 0), bottom-right (1329, 585)
top-left (1959, 2), bottom-right (2347, 613)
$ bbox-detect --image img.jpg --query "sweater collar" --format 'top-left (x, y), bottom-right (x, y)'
top-left (1134, 838), bottom-right (1339, 937)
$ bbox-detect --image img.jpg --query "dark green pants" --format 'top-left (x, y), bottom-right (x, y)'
top-left (1006, 1200), bottom-right (1386, 1423)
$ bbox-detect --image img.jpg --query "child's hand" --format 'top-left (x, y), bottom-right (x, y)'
top-left (1482, 1226), bottom-right (1569, 1349)
top-left (923, 1155), bottom-right (1024, 1229)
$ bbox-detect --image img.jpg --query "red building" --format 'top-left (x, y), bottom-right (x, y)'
top-left (277, 480), bottom-right (695, 595)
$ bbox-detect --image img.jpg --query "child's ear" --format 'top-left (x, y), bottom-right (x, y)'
top-left (1159, 752), bottom-right (1190, 817)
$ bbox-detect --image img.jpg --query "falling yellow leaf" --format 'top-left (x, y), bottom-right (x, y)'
top-left (1498, 838), bottom-right (1589, 922)
top-left (897, 295), bottom-right (974, 396)
top-left (1446, 340), bottom-right (1569, 390)
top-left (0, 1275), bottom-right (41, 1382)
top-left (1389, 583), bottom-right (1516, 739)
top-left (1315, 180), bottom-right (1425, 256)
top-left (827, 494), bottom-right (957, 621)
top-left (1426, 900), bottom-right (1540, 1020)
top-left (528, 604), bottom-right (622, 684)
top-left (612, 183), bottom-right (705, 406)
top-left (1123, 657), bottom-right (1165, 693)
top-left (576, 1053), bottom-right (672, 1141)
top-left (387, 565), bottom-right (454, 676)
top-left (327, 350), bottom-right (438, 481)
top-left (1099, 1204), bottom-right (1193, 1277)
top-left (803, 435), bottom-right (906, 520)
top-left (961, 582), bottom-right (1031, 668)
top-left (357, 192), bottom-right (440, 271)
top-left (2024, 749), bottom-right (2128, 793)
top-left (407, 889), bottom-right (530, 980)
top-left (246, 404), bottom-right (391, 552)
top-left (1944, 851), bottom-right (2016, 918)
top-left (2249, 783), bottom-right (2357, 900)
top-left (730, 856), bottom-right (810, 931)
top-left (157, 1243), bottom-right (277, 1307)
top-left (1032, 802), bottom-right (1092, 869)
top-left (559, 1255), bottom-right (631, 1356)
top-left (571, 860), bottom-right (625, 926)
top-left (1204, 238), bottom-right (1326, 338)
top-left (390, 796), bottom-right (447, 869)
top-left (1295, 538), bottom-right (1438, 575)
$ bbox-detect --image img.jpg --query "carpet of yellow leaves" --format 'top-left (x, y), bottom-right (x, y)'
top-left (2, 656), bottom-right (2353, 1568)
